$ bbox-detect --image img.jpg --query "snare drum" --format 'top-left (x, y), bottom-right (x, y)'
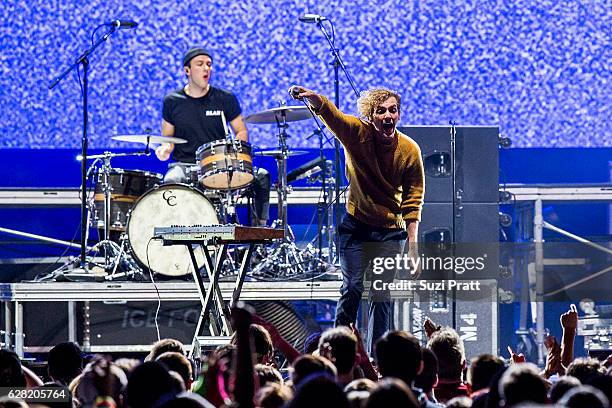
top-left (93, 169), bottom-right (162, 231)
top-left (196, 139), bottom-right (254, 189)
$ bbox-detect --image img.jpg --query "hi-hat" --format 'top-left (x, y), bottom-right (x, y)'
top-left (112, 134), bottom-right (188, 144)
top-left (257, 150), bottom-right (308, 158)
top-left (245, 106), bottom-right (312, 124)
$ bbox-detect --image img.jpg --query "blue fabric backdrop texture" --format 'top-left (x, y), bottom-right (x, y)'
top-left (0, 0), bottom-right (609, 149)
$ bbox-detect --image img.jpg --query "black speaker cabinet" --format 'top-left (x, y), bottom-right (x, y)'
top-left (400, 279), bottom-right (499, 357)
top-left (418, 203), bottom-right (500, 280)
top-left (398, 126), bottom-right (499, 203)
top-left (420, 202), bottom-right (499, 244)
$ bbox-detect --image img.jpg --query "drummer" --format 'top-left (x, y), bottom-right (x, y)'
top-left (156, 46), bottom-right (270, 225)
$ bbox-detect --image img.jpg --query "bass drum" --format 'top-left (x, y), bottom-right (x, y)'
top-left (127, 184), bottom-right (219, 276)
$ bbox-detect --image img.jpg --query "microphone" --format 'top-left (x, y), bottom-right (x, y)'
top-left (290, 87), bottom-right (301, 98)
top-left (298, 14), bottom-right (327, 23)
top-left (104, 20), bottom-right (139, 29)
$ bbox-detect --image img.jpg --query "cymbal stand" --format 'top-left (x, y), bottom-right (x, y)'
top-left (323, 160), bottom-right (336, 263)
top-left (219, 189), bottom-right (239, 224)
top-left (43, 150), bottom-right (145, 281)
top-left (87, 152), bottom-right (144, 280)
top-left (251, 110), bottom-right (324, 279)
top-left (275, 117), bottom-right (293, 241)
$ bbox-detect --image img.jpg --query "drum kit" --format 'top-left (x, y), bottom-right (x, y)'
top-left (47, 104), bottom-right (335, 282)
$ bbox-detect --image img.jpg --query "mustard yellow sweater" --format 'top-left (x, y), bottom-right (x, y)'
top-left (316, 97), bottom-right (425, 229)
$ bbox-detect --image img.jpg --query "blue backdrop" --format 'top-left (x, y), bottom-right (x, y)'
top-left (0, 0), bottom-right (609, 149)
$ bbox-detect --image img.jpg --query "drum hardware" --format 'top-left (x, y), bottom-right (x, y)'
top-left (257, 149), bottom-right (309, 157)
top-left (286, 156), bottom-right (326, 184)
top-left (89, 151), bottom-right (159, 280)
top-left (196, 139), bottom-right (254, 190)
top-left (247, 103), bottom-right (327, 279)
top-left (244, 105), bottom-right (312, 124)
top-left (127, 184), bottom-right (220, 277)
top-left (217, 189), bottom-right (241, 224)
top-left (313, 160), bottom-right (337, 264)
top-left (43, 150), bottom-right (158, 282)
top-left (111, 134), bottom-right (188, 145)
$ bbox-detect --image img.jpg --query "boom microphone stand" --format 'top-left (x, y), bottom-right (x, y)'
top-left (48, 21), bottom-right (136, 271)
top-left (308, 16), bottom-right (361, 262)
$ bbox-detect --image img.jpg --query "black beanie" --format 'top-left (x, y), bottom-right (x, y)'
top-left (182, 46), bottom-right (213, 66)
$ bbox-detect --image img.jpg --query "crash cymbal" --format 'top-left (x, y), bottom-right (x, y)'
top-left (245, 105), bottom-right (312, 124)
top-left (257, 150), bottom-right (308, 157)
top-left (112, 134), bottom-right (188, 144)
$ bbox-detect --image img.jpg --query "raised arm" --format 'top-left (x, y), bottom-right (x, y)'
top-left (230, 114), bottom-right (248, 142)
top-left (288, 85), bottom-right (360, 145)
top-left (560, 304), bottom-right (578, 369)
top-left (231, 303), bottom-right (256, 408)
top-left (155, 119), bottom-right (175, 161)
top-left (288, 85), bottom-right (323, 110)
top-left (251, 314), bottom-right (301, 364)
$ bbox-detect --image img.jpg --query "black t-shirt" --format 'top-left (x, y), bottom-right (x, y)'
top-left (162, 86), bottom-right (242, 162)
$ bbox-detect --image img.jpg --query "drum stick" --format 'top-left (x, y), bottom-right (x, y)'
top-left (221, 111), bottom-right (230, 137)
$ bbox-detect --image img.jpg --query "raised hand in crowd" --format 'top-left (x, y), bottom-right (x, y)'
top-left (423, 317), bottom-right (441, 339)
top-left (231, 303), bottom-right (256, 408)
top-left (507, 345), bottom-right (526, 364)
top-left (251, 313), bottom-right (300, 364)
top-left (560, 303), bottom-right (578, 369)
top-left (350, 323), bottom-right (378, 382)
top-left (542, 335), bottom-right (563, 378)
top-left (560, 303), bottom-right (578, 331)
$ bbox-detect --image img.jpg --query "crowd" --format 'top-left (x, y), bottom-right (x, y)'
top-left (0, 303), bottom-right (611, 408)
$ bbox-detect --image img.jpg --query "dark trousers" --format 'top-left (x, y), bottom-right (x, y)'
top-left (335, 213), bottom-right (407, 353)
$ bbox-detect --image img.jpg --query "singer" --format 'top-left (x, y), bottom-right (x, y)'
top-left (290, 85), bottom-right (425, 352)
top-left (156, 46), bottom-right (270, 225)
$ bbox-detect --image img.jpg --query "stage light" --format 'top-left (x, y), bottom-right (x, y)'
top-left (499, 190), bottom-right (513, 203)
top-left (499, 134), bottom-right (512, 148)
top-left (499, 212), bottom-right (512, 227)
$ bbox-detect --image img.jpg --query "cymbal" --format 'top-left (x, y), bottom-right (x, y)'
top-left (112, 134), bottom-right (188, 144)
top-left (245, 105), bottom-right (312, 124)
top-left (257, 150), bottom-right (308, 157)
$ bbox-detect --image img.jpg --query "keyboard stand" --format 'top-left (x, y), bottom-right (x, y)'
top-left (153, 225), bottom-right (283, 358)
top-left (185, 241), bottom-right (255, 357)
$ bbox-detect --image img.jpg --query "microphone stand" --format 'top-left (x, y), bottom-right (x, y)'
top-left (48, 24), bottom-right (123, 271)
top-left (449, 120), bottom-right (459, 329)
top-left (314, 18), bottom-right (360, 263)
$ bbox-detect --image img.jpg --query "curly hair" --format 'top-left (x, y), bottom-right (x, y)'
top-left (356, 88), bottom-right (401, 121)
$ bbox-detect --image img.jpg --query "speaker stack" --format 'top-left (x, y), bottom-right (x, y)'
top-left (397, 126), bottom-right (500, 356)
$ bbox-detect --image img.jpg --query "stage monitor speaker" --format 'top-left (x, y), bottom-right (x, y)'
top-left (398, 126), bottom-right (499, 203)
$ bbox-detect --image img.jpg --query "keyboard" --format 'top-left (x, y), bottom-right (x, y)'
top-left (153, 224), bottom-right (284, 244)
